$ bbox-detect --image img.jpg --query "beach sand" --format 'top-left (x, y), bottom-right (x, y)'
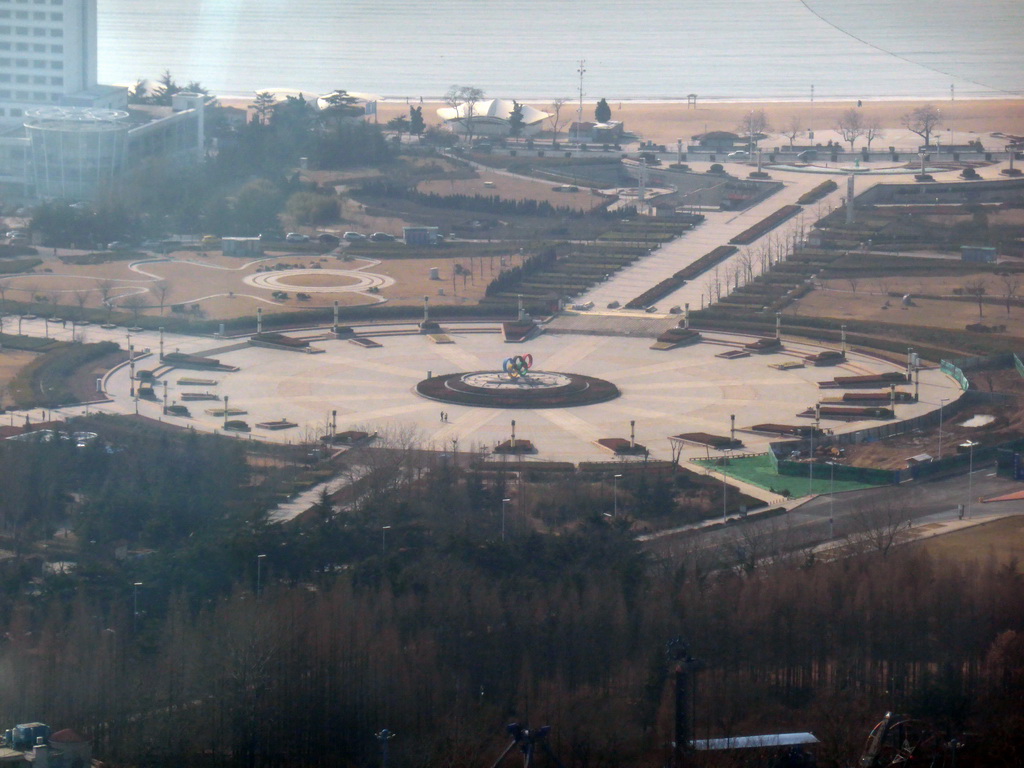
top-left (368, 98), bottom-right (1024, 149)
top-left (219, 93), bottom-right (1024, 148)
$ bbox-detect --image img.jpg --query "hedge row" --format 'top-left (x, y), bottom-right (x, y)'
top-left (624, 245), bottom-right (740, 310)
top-left (0, 332), bottom-right (63, 351)
top-left (796, 179), bottom-right (838, 205)
top-left (729, 205), bottom-right (802, 245)
top-left (9, 340), bottom-right (119, 408)
top-left (0, 258), bottom-right (41, 274)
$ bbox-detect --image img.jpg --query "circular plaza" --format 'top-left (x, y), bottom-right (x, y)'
top-left (95, 323), bottom-right (963, 464)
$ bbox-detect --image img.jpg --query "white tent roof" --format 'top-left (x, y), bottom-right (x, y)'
top-left (437, 98), bottom-right (550, 126)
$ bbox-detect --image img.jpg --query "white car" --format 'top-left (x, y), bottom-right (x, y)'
top-left (343, 231), bottom-right (366, 241)
top-left (285, 232), bottom-right (310, 243)
top-left (727, 151), bottom-right (751, 160)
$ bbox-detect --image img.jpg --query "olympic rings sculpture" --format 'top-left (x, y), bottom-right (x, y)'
top-left (502, 354), bottom-right (534, 378)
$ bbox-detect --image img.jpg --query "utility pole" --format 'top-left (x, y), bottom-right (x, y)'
top-left (668, 638), bottom-right (702, 768)
top-left (575, 59), bottom-right (586, 145)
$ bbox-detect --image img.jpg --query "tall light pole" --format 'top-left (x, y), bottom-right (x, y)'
top-left (575, 59), bottom-right (586, 145)
top-left (828, 461), bottom-right (836, 539)
top-left (132, 582), bottom-right (143, 633)
top-left (501, 498), bottom-right (511, 542)
top-left (256, 553), bottom-right (266, 596)
top-left (613, 473), bottom-right (622, 517)
top-left (720, 449), bottom-right (732, 522)
top-left (964, 441), bottom-right (978, 519)
top-left (937, 398), bottom-right (949, 459)
top-left (809, 404), bottom-right (820, 495)
top-left (381, 525), bottom-right (391, 556)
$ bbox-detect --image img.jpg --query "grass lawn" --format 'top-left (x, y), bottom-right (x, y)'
top-left (695, 453), bottom-right (886, 496)
top-left (913, 515), bottom-right (1024, 564)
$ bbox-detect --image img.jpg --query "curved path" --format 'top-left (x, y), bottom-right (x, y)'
top-left (0, 254), bottom-right (395, 309)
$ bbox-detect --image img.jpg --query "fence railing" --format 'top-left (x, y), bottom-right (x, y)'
top-left (940, 359), bottom-right (970, 390)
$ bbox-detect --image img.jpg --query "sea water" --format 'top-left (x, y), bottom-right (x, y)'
top-left (98, 0), bottom-right (1023, 101)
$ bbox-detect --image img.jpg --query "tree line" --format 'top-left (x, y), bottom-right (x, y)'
top-left (0, 417), bottom-right (1022, 766)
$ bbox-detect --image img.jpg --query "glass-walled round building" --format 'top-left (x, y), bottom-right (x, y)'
top-left (25, 107), bottom-right (129, 200)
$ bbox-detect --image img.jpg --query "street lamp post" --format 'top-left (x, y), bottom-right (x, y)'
top-left (808, 405), bottom-right (820, 495)
top-left (381, 525), bottom-right (391, 556)
top-left (501, 498), bottom-right (511, 542)
top-left (613, 473), bottom-right (623, 517)
top-left (938, 398), bottom-right (949, 459)
top-left (256, 553), bottom-right (266, 596)
top-left (828, 461), bottom-right (836, 539)
top-left (964, 441), bottom-right (978, 519)
top-left (720, 449), bottom-right (732, 522)
top-left (133, 582), bottom-right (143, 633)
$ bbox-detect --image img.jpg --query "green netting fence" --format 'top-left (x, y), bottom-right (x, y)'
top-left (776, 459), bottom-right (899, 486)
top-left (1014, 353), bottom-right (1024, 379)
top-left (940, 359), bottom-right (970, 390)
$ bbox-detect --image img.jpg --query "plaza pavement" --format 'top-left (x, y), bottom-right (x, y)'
top-left (8, 317), bottom-right (962, 480)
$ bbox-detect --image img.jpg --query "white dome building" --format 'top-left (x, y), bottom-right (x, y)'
top-left (437, 99), bottom-right (551, 138)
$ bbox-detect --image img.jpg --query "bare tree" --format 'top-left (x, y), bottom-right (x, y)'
top-left (121, 293), bottom-right (147, 326)
top-left (965, 277), bottom-right (988, 317)
top-left (737, 108), bottom-right (770, 153)
top-left (96, 279), bottom-right (116, 322)
top-left (847, 276), bottom-right (860, 294)
top-left (901, 104), bottom-right (941, 148)
top-left (153, 281), bottom-right (172, 315)
top-left (757, 242), bottom-right (771, 273)
top-left (713, 266), bottom-right (723, 300)
top-left (998, 271), bottom-right (1020, 314)
top-left (835, 108), bottom-right (865, 151)
top-left (724, 263), bottom-right (738, 291)
top-left (738, 249), bottom-right (755, 283)
top-left (703, 274), bottom-right (717, 308)
top-left (548, 97), bottom-right (569, 145)
top-left (729, 517), bottom-right (798, 573)
top-left (73, 288), bottom-right (92, 321)
top-left (864, 116), bottom-right (884, 150)
top-left (845, 501), bottom-right (912, 557)
top-left (782, 114), bottom-right (803, 147)
top-left (443, 85), bottom-right (485, 144)
top-left (46, 289), bottom-right (62, 318)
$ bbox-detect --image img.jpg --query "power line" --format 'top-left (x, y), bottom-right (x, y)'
top-left (800, 0), bottom-right (1022, 97)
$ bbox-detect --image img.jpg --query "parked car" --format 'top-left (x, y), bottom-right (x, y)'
top-left (727, 150), bottom-right (751, 160)
top-left (796, 149), bottom-right (818, 162)
top-left (318, 233), bottom-right (341, 246)
top-left (259, 231), bottom-right (285, 242)
top-left (343, 231), bottom-right (366, 241)
top-left (370, 232), bottom-right (396, 242)
top-left (107, 241), bottom-right (129, 250)
top-left (285, 232), bottom-right (310, 243)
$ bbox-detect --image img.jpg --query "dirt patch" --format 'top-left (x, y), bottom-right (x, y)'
top-left (914, 515), bottom-right (1024, 564)
top-left (841, 399), bottom-right (1023, 470)
top-left (66, 349), bottom-right (127, 403)
top-left (418, 169), bottom-right (603, 211)
top-left (797, 277), bottom-right (1024, 339)
top-left (0, 249), bottom-right (528, 321)
top-left (274, 274), bottom-right (362, 288)
top-left (0, 349), bottom-right (37, 408)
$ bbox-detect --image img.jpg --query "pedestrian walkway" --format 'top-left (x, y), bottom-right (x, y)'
top-left (576, 167), bottom-right (844, 312)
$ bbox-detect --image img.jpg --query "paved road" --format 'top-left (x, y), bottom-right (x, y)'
top-left (647, 462), bottom-right (1022, 561)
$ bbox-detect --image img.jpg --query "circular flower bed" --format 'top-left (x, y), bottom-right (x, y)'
top-left (416, 370), bottom-right (620, 409)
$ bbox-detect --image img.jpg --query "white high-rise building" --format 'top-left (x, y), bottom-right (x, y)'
top-left (0, 0), bottom-right (124, 123)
